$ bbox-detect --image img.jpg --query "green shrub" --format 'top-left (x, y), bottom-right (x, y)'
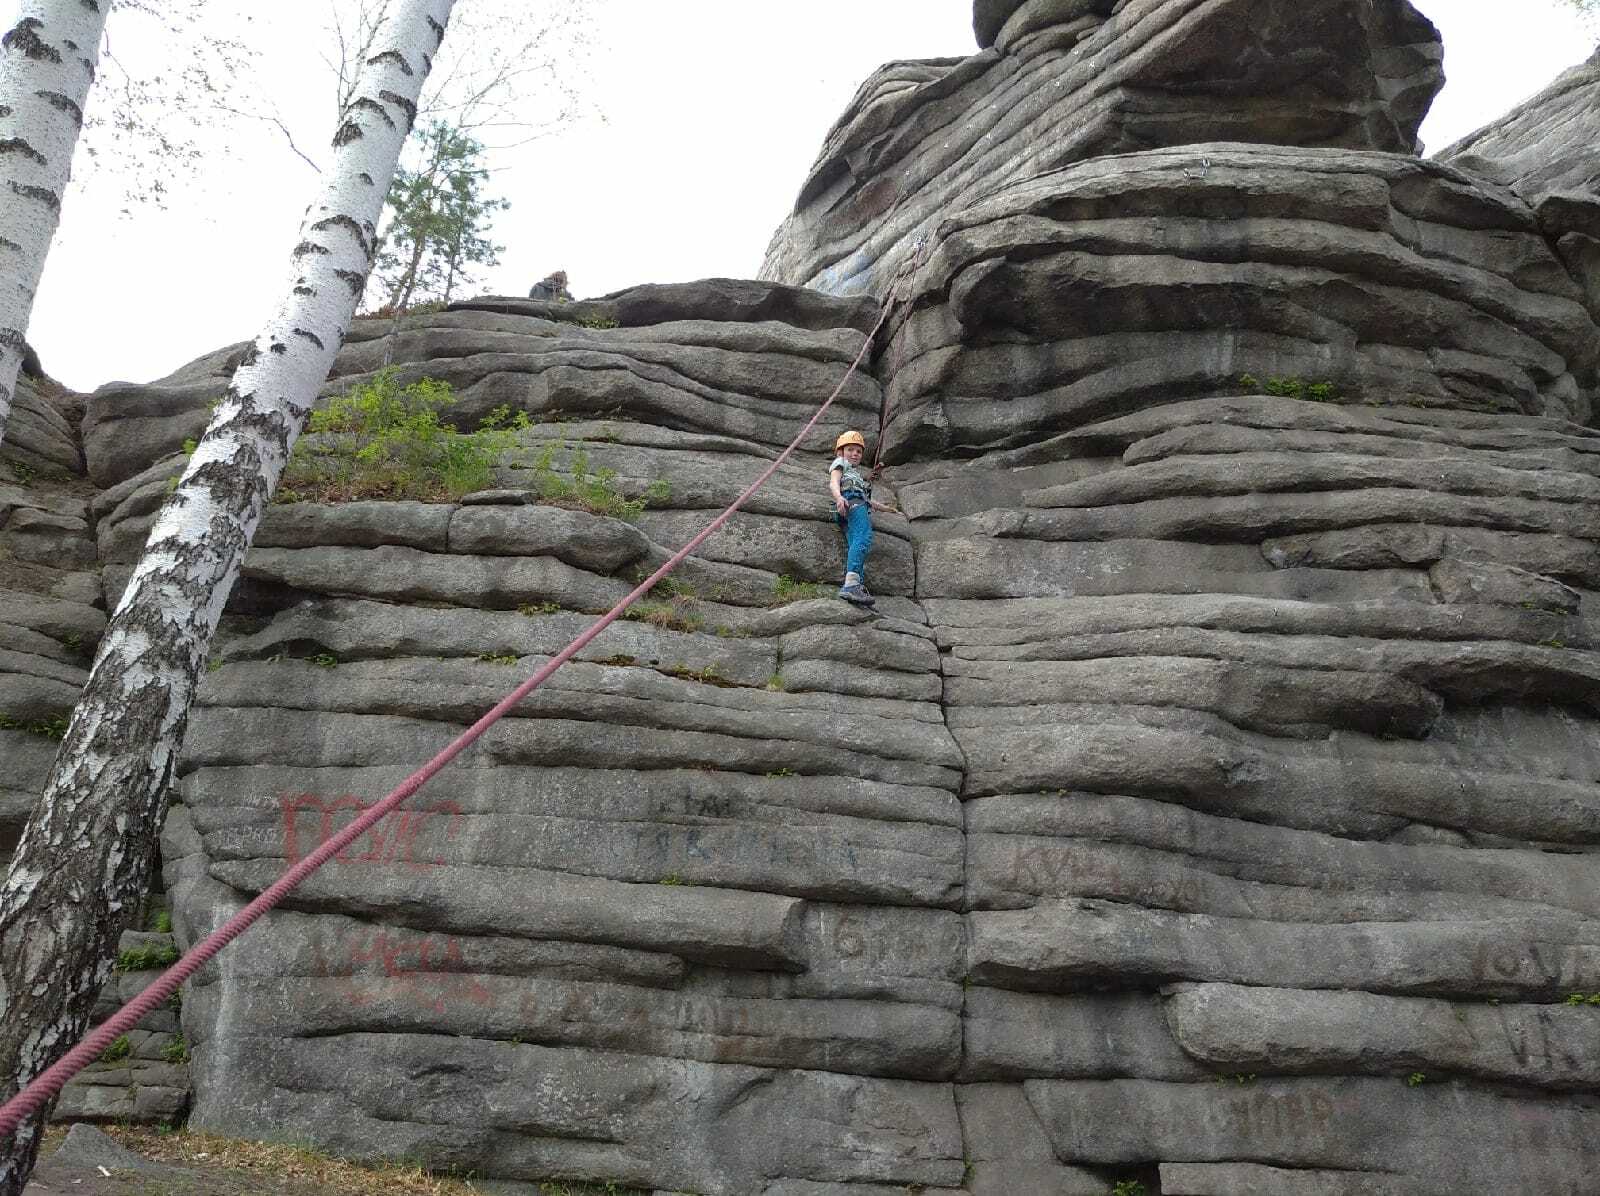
top-left (0, 712), bottom-right (68, 740)
top-left (160, 1034), bottom-right (190, 1064)
top-left (665, 662), bottom-right (734, 687)
top-left (277, 369), bottom-right (518, 503)
top-left (116, 943), bottom-right (182, 972)
top-left (476, 652), bottom-right (519, 665)
top-left (771, 575), bottom-right (825, 604)
top-left (149, 910), bottom-right (173, 934)
top-left (623, 599), bottom-right (702, 634)
top-left (530, 442), bottom-right (670, 521)
top-left (99, 1035), bottom-right (132, 1064)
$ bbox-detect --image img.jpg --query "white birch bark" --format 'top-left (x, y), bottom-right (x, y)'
top-left (0, 1), bottom-right (455, 1188)
top-left (0, 0), bottom-right (107, 449)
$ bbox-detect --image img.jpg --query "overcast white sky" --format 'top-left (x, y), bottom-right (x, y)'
top-left (13, 0), bottom-right (1598, 392)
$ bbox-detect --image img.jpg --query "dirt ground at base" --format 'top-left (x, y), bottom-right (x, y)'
top-left (24, 1126), bottom-right (640, 1196)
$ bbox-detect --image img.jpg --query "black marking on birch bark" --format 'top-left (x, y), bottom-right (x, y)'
top-left (293, 328), bottom-right (325, 350)
top-left (81, 57), bottom-right (93, 79)
top-left (427, 15), bottom-right (445, 45)
top-left (36, 91), bottom-right (84, 125)
top-left (365, 49), bottom-right (413, 76)
top-left (422, 52), bottom-right (432, 73)
top-left (332, 121), bottom-right (363, 147)
top-left (293, 285), bottom-right (316, 297)
top-left (293, 241), bottom-right (331, 259)
top-left (359, 172), bottom-right (374, 185)
top-left (380, 91), bottom-right (417, 132)
top-left (0, 138), bottom-right (45, 165)
top-left (2, 19), bottom-right (61, 64)
top-left (347, 96), bottom-right (395, 130)
top-left (270, 342), bottom-right (287, 355)
top-left (311, 214), bottom-right (372, 257)
top-left (1, 233), bottom-right (25, 254)
top-left (334, 268), bottom-right (365, 296)
top-left (64, 39), bottom-right (77, 50)
top-left (8, 181), bottom-right (59, 211)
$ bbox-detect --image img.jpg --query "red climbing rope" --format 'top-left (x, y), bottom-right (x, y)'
top-left (0, 292), bottom-right (900, 1143)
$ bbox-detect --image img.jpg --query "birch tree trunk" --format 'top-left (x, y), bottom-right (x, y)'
top-left (0, 0), bottom-right (109, 450)
top-left (0, 1), bottom-right (455, 1188)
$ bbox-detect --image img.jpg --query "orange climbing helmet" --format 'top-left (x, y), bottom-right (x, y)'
top-left (834, 430), bottom-right (867, 452)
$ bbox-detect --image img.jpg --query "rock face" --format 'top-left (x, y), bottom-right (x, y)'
top-left (4, 5), bottom-right (1600, 1194)
top-left (759, 0), bottom-right (1443, 295)
top-left (1438, 44), bottom-right (1600, 347)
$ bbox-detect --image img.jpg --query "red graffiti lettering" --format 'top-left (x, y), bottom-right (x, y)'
top-left (281, 793), bottom-right (463, 871)
top-left (330, 929), bottom-right (492, 1014)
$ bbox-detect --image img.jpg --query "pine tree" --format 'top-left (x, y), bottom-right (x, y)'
top-left (373, 119), bottom-right (508, 314)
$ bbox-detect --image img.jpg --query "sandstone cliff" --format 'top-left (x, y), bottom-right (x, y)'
top-left (4, 2), bottom-right (1600, 1194)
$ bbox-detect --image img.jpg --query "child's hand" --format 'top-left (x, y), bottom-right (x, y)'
top-left (834, 495), bottom-right (848, 516)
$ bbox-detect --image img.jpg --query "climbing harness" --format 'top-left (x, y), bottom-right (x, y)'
top-left (0, 254), bottom-right (926, 1142)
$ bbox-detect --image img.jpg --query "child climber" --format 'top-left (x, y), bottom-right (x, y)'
top-left (828, 430), bottom-right (896, 605)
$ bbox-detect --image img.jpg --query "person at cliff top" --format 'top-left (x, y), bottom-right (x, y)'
top-left (827, 430), bottom-right (897, 606)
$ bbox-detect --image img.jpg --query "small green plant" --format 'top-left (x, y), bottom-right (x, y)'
top-left (0, 713), bottom-right (69, 740)
top-left (166, 989), bottom-right (183, 1012)
top-left (9, 461), bottom-right (36, 485)
top-left (765, 672), bottom-right (786, 692)
top-left (529, 441), bottom-right (669, 521)
top-left (573, 314), bottom-right (620, 329)
top-left (658, 873), bottom-right (684, 886)
top-left (116, 943), bottom-right (182, 972)
top-left (1563, 992), bottom-right (1600, 1006)
top-left (160, 1034), bottom-right (189, 1064)
top-left (665, 662), bottom-right (734, 687)
top-left (1540, 637), bottom-right (1567, 649)
top-left (309, 652), bottom-right (339, 668)
top-left (1242, 374), bottom-right (1338, 402)
top-left (478, 404), bottom-right (533, 433)
top-left (765, 767), bottom-right (796, 778)
top-left (207, 656), bottom-right (224, 673)
top-left (99, 1035), bottom-right (132, 1064)
top-left (1406, 1072), bottom-right (1427, 1087)
top-left (477, 652), bottom-right (519, 666)
top-left (1111, 1181), bottom-right (1147, 1196)
top-left (623, 599), bottom-right (703, 634)
top-left (598, 653), bottom-right (636, 667)
top-left (149, 910), bottom-right (173, 934)
top-left (771, 574), bottom-right (825, 604)
top-left (277, 368), bottom-right (518, 504)
top-left (518, 601), bottom-right (562, 616)
top-left (181, 437), bottom-right (199, 456)
top-left (62, 632), bottom-right (83, 652)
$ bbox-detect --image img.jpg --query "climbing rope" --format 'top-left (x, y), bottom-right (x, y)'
top-left (0, 272), bottom-right (913, 1143)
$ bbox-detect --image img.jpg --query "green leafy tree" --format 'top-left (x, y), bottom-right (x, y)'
top-left (371, 119), bottom-right (509, 315)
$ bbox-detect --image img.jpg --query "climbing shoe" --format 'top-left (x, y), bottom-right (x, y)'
top-left (838, 580), bottom-right (876, 606)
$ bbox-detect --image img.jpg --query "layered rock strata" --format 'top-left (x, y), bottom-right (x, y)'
top-left (759, 0), bottom-right (1443, 295)
top-left (4, 6), bottom-right (1600, 1193)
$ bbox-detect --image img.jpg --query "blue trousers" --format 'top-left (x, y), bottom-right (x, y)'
top-left (837, 498), bottom-right (873, 577)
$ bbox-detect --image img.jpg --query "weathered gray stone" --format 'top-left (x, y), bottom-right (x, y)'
top-left (1165, 982), bottom-right (1600, 1090)
top-left (1439, 45), bottom-right (1600, 213)
top-left (1025, 1077), bottom-right (1600, 1194)
top-left (9, 16), bottom-right (1597, 1190)
top-left (763, 0), bottom-right (1443, 295)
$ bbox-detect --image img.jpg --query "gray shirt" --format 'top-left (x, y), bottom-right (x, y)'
top-left (829, 456), bottom-right (871, 499)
